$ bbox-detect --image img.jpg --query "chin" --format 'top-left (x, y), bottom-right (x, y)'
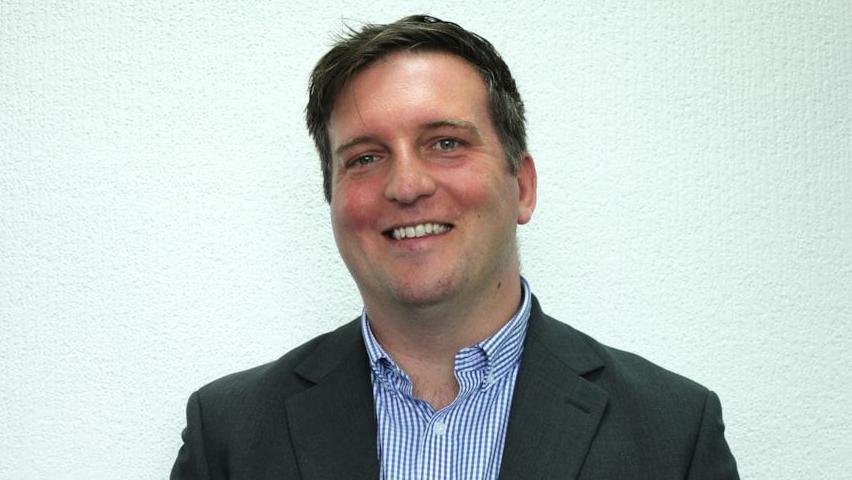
top-left (386, 275), bottom-right (458, 308)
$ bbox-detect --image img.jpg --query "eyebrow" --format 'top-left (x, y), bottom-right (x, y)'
top-left (333, 119), bottom-right (483, 157)
top-left (423, 119), bottom-right (482, 140)
top-left (334, 136), bottom-right (375, 157)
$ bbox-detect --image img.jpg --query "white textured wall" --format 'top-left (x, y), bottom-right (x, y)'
top-left (1, 1), bottom-right (849, 478)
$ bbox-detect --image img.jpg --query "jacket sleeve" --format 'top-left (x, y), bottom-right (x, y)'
top-left (686, 390), bottom-right (740, 479)
top-left (171, 391), bottom-right (212, 480)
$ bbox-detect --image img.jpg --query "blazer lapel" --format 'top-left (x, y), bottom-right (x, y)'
top-left (499, 298), bottom-right (609, 479)
top-left (286, 321), bottom-right (379, 480)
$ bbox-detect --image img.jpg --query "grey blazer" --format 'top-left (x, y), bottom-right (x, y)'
top-left (171, 296), bottom-right (739, 479)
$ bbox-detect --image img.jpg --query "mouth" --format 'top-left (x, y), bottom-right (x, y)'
top-left (383, 222), bottom-right (454, 240)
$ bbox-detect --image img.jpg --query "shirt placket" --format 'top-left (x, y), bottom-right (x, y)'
top-left (418, 355), bottom-right (488, 479)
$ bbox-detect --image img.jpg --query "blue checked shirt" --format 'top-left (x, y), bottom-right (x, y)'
top-left (360, 278), bottom-right (532, 480)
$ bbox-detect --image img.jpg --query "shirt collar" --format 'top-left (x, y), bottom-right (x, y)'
top-left (360, 277), bottom-right (532, 379)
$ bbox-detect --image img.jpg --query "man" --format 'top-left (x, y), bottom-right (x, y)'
top-left (171, 15), bottom-right (739, 479)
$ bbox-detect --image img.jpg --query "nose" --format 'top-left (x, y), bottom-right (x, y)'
top-left (384, 148), bottom-right (436, 204)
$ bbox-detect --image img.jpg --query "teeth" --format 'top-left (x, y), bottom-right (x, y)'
top-left (391, 223), bottom-right (451, 240)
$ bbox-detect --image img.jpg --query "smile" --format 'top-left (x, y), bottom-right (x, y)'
top-left (387, 223), bottom-right (453, 240)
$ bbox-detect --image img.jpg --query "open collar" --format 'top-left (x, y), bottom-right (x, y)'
top-left (285, 294), bottom-right (608, 480)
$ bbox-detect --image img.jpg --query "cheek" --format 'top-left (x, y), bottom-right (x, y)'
top-left (449, 169), bottom-right (518, 213)
top-left (331, 183), bottom-right (379, 235)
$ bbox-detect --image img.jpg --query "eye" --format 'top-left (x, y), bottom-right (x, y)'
top-left (432, 138), bottom-right (461, 151)
top-left (349, 154), bottom-right (377, 168)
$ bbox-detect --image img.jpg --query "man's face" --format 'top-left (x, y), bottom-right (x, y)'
top-left (327, 51), bottom-right (536, 311)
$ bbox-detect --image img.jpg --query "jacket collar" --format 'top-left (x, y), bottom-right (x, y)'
top-left (285, 295), bottom-right (608, 480)
top-left (498, 295), bottom-right (608, 479)
top-left (287, 320), bottom-right (379, 479)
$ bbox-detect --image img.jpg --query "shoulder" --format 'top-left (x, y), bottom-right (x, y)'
top-left (529, 307), bottom-right (737, 476)
top-left (585, 326), bottom-right (709, 402)
top-left (192, 319), bottom-right (361, 413)
top-left (171, 320), bottom-right (365, 477)
top-left (527, 300), bottom-right (713, 422)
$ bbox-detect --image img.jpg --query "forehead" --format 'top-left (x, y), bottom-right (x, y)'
top-left (327, 51), bottom-right (492, 144)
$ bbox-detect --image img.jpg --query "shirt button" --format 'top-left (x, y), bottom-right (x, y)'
top-left (434, 421), bottom-right (447, 436)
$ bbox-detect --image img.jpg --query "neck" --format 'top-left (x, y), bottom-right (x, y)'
top-left (367, 274), bottom-right (522, 360)
top-left (363, 272), bottom-right (523, 409)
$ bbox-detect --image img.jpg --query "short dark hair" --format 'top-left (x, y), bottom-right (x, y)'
top-left (306, 15), bottom-right (527, 202)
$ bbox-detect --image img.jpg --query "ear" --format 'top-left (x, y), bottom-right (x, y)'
top-left (516, 153), bottom-right (537, 225)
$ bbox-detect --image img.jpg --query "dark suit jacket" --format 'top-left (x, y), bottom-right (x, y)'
top-left (171, 296), bottom-right (739, 479)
